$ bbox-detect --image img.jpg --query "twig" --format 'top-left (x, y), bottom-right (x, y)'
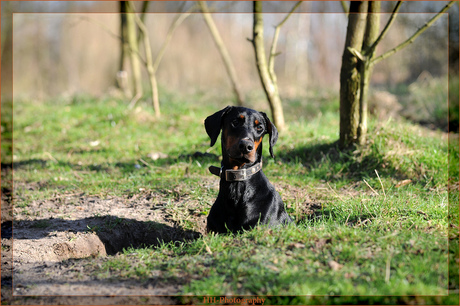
top-left (203, 239), bottom-right (213, 255)
top-left (129, 1), bottom-right (161, 117)
top-left (372, 1), bottom-right (455, 66)
top-left (76, 16), bottom-right (122, 41)
top-left (198, 1), bottom-right (244, 106)
top-left (326, 182), bottom-right (346, 203)
top-left (139, 158), bottom-right (151, 168)
top-left (362, 202), bottom-right (372, 216)
top-left (375, 169), bottom-right (386, 200)
top-left (363, 179), bottom-right (379, 196)
top-left (268, 1), bottom-right (302, 82)
top-left (345, 213), bottom-right (351, 225)
top-left (153, 5), bottom-right (195, 73)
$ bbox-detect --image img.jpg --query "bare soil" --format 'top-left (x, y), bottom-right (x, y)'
top-left (1, 176), bottom-right (321, 304)
top-left (1, 176), bottom-right (213, 304)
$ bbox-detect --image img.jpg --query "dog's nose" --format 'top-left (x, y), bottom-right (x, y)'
top-left (239, 139), bottom-right (254, 154)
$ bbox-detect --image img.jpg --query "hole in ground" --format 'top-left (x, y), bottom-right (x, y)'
top-left (16, 216), bottom-right (201, 256)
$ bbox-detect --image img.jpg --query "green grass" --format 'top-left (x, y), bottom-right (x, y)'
top-left (105, 223), bottom-right (446, 296)
top-left (9, 86), bottom-right (458, 304)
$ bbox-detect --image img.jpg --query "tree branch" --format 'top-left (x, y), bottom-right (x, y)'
top-left (367, 1), bottom-right (403, 56)
top-left (371, 1), bottom-right (455, 66)
top-left (139, 1), bottom-right (150, 23)
top-left (252, 1), bottom-right (286, 131)
top-left (77, 16), bottom-right (122, 41)
top-left (153, 4), bottom-right (195, 72)
top-left (136, 1), bottom-right (150, 43)
top-left (268, 1), bottom-right (302, 83)
top-left (198, 1), bottom-right (245, 106)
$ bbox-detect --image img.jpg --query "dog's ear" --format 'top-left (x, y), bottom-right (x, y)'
top-left (261, 112), bottom-right (278, 158)
top-left (205, 106), bottom-right (232, 147)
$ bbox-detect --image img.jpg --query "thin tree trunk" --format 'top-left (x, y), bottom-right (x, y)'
top-left (137, 1), bottom-right (150, 43)
top-left (358, 1), bottom-right (380, 144)
top-left (153, 7), bottom-right (194, 72)
top-left (130, 2), bottom-right (160, 118)
top-left (339, 1), bottom-right (368, 148)
top-left (118, 2), bottom-right (131, 97)
top-left (252, 1), bottom-right (286, 131)
top-left (124, 1), bottom-right (143, 107)
top-left (119, 1), bottom-right (128, 73)
top-left (268, 2), bottom-right (301, 90)
top-left (198, 1), bottom-right (245, 106)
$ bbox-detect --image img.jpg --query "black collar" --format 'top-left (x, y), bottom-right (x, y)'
top-left (209, 161), bottom-right (262, 182)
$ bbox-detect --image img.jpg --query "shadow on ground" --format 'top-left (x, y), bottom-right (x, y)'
top-left (5, 151), bottom-right (219, 175)
top-left (14, 216), bottom-right (201, 255)
top-left (278, 140), bottom-right (408, 182)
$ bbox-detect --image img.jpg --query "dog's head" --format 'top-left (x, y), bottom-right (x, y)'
top-left (205, 106), bottom-right (278, 169)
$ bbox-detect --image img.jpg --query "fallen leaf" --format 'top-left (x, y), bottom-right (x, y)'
top-left (395, 179), bottom-right (412, 188)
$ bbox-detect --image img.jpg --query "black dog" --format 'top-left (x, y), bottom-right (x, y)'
top-left (205, 106), bottom-right (292, 233)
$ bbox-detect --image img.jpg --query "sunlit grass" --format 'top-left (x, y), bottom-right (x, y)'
top-left (10, 88), bottom-right (458, 303)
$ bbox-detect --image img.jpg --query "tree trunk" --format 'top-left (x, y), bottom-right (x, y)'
top-left (117, 2), bottom-right (132, 97)
top-left (358, 1), bottom-right (380, 144)
top-left (124, 1), bottom-right (143, 106)
top-left (198, 1), bottom-right (245, 106)
top-left (130, 4), bottom-right (161, 117)
top-left (339, 1), bottom-right (368, 148)
top-left (119, 1), bottom-right (128, 73)
top-left (339, 1), bottom-right (454, 148)
top-left (252, 1), bottom-right (286, 132)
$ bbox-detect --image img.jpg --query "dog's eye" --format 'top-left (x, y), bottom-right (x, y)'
top-left (231, 119), bottom-right (240, 127)
top-left (256, 125), bottom-right (264, 133)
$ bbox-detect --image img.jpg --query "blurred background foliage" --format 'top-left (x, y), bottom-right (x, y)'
top-left (1, 1), bottom-right (458, 132)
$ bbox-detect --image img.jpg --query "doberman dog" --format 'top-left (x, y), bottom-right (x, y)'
top-left (204, 106), bottom-right (292, 233)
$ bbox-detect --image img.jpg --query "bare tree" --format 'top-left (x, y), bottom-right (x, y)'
top-left (339, 1), bottom-right (455, 148)
top-left (117, 2), bottom-right (131, 97)
top-left (123, 1), bottom-right (143, 106)
top-left (251, 1), bottom-right (301, 132)
top-left (198, 1), bottom-right (245, 106)
top-left (129, 2), bottom-right (160, 117)
top-left (119, 1), bottom-right (195, 118)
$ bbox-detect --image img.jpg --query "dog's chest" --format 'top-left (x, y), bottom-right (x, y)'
top-left (221, 177), bottom-right (264, 209)
top-left (226, 181), bottom-right (248, 205)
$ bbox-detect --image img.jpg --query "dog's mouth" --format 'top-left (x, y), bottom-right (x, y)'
top-left (229, 154), bottom-right (255, 165)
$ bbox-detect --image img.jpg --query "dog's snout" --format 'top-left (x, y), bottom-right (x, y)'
top-left (239, 139), bottom-right (254, 154)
